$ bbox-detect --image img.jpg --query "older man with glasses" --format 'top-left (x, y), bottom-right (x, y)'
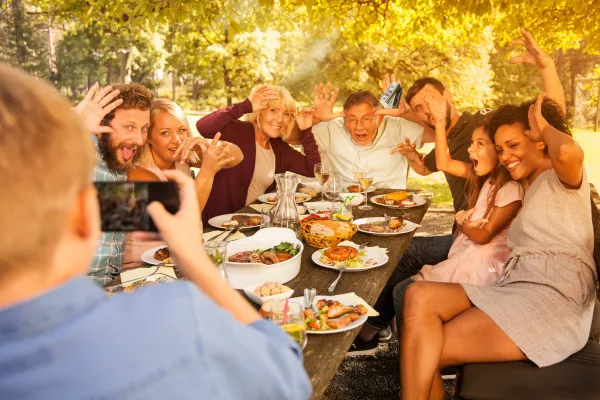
top-left (308, 81), bottom-right (433, 190)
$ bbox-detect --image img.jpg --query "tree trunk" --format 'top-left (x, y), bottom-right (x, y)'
top-left (595, 81), bottom-right (600, 132)
top-left (172, 70), bottom-right (177, 102)
top-left (223, 21), bottom-right (232, 106)
top-left (11, 0), bottom-right (26, 65)
top-left (47, 17), bottom-right (56, 79)
top-left (570, 54), bottom-right (578, 121)
top-left (120, 50), bottom-right (131, 83)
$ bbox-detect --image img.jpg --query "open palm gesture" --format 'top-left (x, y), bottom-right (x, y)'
top-left (509, 29), bottom-right (552, 69)
top-left (248, 86), bottom-right (280, 112)
top-left (423, 90), bottom-right (447, 126)
top-left (312, 82), bottom-right (344, 123)
top-left (74, 83), bottom-right (123, 136)
top-left (526, 92), bottom-right (549, 142)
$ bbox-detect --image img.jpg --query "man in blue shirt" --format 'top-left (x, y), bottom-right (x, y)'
top-left (0, 64), bottom-right (311, 400)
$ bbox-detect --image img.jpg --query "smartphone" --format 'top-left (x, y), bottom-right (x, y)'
top-left (94, 182), bottom-right (180, 232)
top-left (380, 82), bottom-right (403, 109)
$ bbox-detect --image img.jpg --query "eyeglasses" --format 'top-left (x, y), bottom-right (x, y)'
top-left (345, 116), bottom-right (376, 128)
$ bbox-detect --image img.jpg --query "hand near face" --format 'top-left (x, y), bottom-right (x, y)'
top-left (423, 90), bottom-right (447, 126)
top-left (526, 92), bottom-right (550, 142)
top-left (312, 82), bottom-right (344, 123)
top-left (375, 73), bottom-right (410, 118)
top-left (248, 86), bottom-right (280, 112)
top-left (391, 136), bottom-right (419, 161)
top-left (74, 83), bottom-right (123, 136)
top-left (296, 106), bottom-right (316, 131)
top-left (509, 28), bottom-right (553, 70)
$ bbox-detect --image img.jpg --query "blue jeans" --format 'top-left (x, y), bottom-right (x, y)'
top-left (366, 235), bottom-right (454, 330)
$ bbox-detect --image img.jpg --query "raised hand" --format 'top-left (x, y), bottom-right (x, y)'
top-left (391, 136), bottom-right (420, 162)
top-left (423, 90), bottom-right (447, 126)
top-left (375, 74), bottom-right (410, 118)
top-left (509, 28), bottom-right (553, 69)
top-left (380, 72), bottom-right (396, 91)
top-left (197, 135), bottom-right (235, 176)
top-left (248, 85), bottom-right (280, 112)
top-left (312, 82), bottom-right (344, 123)
top-left (296, 106), bottom-right (316, 131)
top-left (526, 92), bottom-right (549, 142)
top-left (74, 83), bottom-right (123, 136)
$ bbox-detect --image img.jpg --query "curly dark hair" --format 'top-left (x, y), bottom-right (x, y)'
top-left (405, 77), bottom-right (445, 106)
top-left (488, 98), bottom-right (571, 155)
top-left (101, 82), bottom-right (154, 126)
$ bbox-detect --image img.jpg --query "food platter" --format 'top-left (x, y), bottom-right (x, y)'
top-left (354, 217), bottom-right (419, 236)
top-left (208, 213), bottom-right (263, 230)
top-left (370, 193), bottom-right (427, 209)
top-left (290, 295), bottom-right (369, 334)
top-left (258, 192), bottom-right (312, 204)
top-left (310, 245), bottom-right (388, 272)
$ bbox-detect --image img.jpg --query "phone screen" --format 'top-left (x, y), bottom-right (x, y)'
top-left (95, 182), bottom-right (180, 232)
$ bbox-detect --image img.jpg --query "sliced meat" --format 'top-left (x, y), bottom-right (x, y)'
top-left (360, 223), bottom-right (386, 233)
top-left (327, 314), bottom-right (353, 329)
top-left (154, 247), bottom-right (170, 261)
top-left (249, 253), bottom-right (262, 263)
top-left (228, 251), bottom-right (252, 263)
top-left (275, 252), bottom-right (293, 262)
top-left (262, 251), bottom-right (280, 264)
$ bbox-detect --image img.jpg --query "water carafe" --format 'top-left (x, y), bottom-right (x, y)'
top-left (270, 173), bottom-right (301, 232)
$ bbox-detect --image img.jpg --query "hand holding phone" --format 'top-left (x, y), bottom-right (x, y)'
top-left (95, 182), bottom-right (180, 232)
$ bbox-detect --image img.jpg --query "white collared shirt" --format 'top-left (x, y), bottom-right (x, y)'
top-left (312, 116), bottom-right (424, 189)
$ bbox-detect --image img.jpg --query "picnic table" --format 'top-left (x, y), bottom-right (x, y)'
top-left (212, 189), bottom-right (431, 398)
top-left (109, 188), bottom-right (430, 399)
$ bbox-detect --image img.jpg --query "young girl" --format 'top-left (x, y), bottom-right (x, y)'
top-left (411, 93), bottom-right (524, 286)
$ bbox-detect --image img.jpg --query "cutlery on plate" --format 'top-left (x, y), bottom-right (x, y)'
top-left (328, 265), bottom-right (347, 293)
top-left (206, 226), bottom-right (233, 243)
top-left (221, 222), bottom-right (243, 242)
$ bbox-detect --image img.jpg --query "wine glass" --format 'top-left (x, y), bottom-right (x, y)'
top-left (314, 163), bottom-right (331, 201)
top-left (324, 174), bottom-right (342, 201)
top-left (353, 164), bottom-right (374, 211)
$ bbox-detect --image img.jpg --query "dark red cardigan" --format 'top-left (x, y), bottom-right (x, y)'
top-left (197, 98), bottom-right (321, 225)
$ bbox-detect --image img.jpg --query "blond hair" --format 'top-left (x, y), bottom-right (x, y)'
top-left (247, 85), bottom-right (297, 141)
top-left (138, 98), bottom-right (199, 169)
top-left (0, 64), bottom-right (95, 275)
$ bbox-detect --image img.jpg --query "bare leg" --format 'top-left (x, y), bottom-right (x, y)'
top-left (400, 282), bottom-right (526, 400)
top-left (401, 282), bottom-right (471, 400)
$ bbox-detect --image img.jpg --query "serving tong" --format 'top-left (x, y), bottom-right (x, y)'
top-left (303, 288), bottom-right (318, 312)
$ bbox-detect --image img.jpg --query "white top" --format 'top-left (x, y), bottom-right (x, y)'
top-left (245, 141), bottom-right (276, 205)
top-left (311, 116), bottom-right (424, 189)
top-left (145, 162), bottom-right (191, 182)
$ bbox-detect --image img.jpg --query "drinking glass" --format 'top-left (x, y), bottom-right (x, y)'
top-left (331, 200), bottom-right (353, 221)
top-left (314, 163), bottom-right (331, 201)
top-left (353, 164), bottom-right (374, 210)
top-left (260, 207), bottom-right (273, 229)
top-left (204, 241), bottom-right (228, 280)
top-left (270, 301), bottom-right (307, 349)
top-left (324, 174), bottom-right (343, 200)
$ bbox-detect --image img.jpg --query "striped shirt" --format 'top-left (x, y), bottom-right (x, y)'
top-left (89, 135), bottom-right (127, 284)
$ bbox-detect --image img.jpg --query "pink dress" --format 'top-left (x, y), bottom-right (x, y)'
top-left (413, 179), bottom-right (523, 286)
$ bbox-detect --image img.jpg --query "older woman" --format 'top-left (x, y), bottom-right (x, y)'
top-left (196, 85), bottom-right (320, 223)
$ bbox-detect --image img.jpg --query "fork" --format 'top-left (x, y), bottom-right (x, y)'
top-left (327, 242), bottom-right (369, 293)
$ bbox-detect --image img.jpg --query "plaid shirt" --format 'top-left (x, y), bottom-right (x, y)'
top-left (89, 136), bottom-right (127, 284)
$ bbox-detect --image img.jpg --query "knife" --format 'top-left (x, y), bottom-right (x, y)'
top-left (220, 221), bottom-right (243, 242)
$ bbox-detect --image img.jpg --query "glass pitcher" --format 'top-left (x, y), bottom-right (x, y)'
top-left (271, 172), bottom-right (301, 233)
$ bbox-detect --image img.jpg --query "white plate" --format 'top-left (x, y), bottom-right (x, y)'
top-left (370, 193), bottom-right (427, 209)
top-left (202, 230), bottom-right (246, 242)
top-left (289, 295), bottom-right (368, 334)
top-left (258, 192), bottom-right (312, 204)
top-left (345, 185), bottom-right (375, 193)
top-left (311, 245), bottom-right (389, 272)
top-left (208, 213), bottom-right (262, 230)
top-left (354, 217), bottom-right (419, 236)
top-left (141, 245), bottom-right (171, 265)
top-left (304, 201), bottom-right (333, 215)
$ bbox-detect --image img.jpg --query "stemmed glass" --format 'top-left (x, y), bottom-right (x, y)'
top-left (353, 164), bottom-right (374, 210)
top-left (314, 163), bottom-right (331, 201)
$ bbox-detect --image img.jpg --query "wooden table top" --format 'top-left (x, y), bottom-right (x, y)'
top-left (108, 189), bottom-right (430, 399)
top-left (221, 189), bottom-right (431, 399)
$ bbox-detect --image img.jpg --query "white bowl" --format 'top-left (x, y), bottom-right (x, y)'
top-left (225, 227), bottom-right (303, 289)
top-left (243, 284), bottom-right (294, 305)
top-left (339, 193), bottom-right (365, 206)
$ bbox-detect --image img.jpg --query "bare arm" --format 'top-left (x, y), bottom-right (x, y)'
top-left (147, 170), bottom-right (261, 325)
top-left (510, 29), bottom-right (566, 113)
top-left (458, 201), bottom-right (522, 245)
top-left (391, 137), bottom-right (432, 176)
top-left (528, 93), bottom-right (584, 188)
top-left (425, 91), bottom-right (473, 179)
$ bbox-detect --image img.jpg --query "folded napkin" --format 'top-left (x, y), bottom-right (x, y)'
top-left (202, 230), bottom-right (246, 242)
top-left (291, 292), bottom-right (379, 317)
top-left (338, 240), bottom-right (388, 254)
top-left (120, 267), bottom-right (177, 287)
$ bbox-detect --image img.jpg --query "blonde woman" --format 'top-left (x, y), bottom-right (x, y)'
top-left (195, 85), bottom-right (320, 224)
top-left (124, 99), bottom-right (243, 268)
top-left (129, 98), bottom-right (243, 211)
